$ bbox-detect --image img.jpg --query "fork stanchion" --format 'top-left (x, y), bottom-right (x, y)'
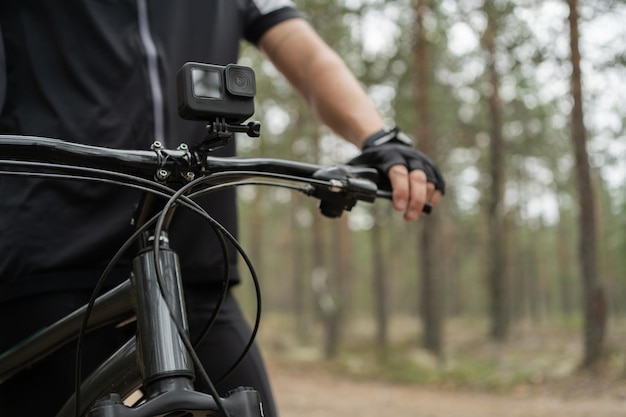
top-left (130, 235), bottom-right (195, 393)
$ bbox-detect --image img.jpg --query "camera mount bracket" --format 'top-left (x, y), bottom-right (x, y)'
top-left (195, 118), bottom-right (261, 154)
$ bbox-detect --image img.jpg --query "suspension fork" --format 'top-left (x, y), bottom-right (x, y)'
top-left (86, 197), bottom-right (265, 416)
top-left (130, 232), bottom-right (195, 397)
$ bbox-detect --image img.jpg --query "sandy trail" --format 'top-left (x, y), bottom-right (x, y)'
top-left (268, 361), bottom-right (626, 417)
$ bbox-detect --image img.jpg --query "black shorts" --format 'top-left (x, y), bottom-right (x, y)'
top-left (0, 284), bottom-right (277, 417)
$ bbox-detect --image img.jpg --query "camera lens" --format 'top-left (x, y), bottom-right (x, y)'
top-left (225, 65), bottom-right (256, 98)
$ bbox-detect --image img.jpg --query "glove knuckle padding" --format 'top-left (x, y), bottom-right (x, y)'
top-left (349, 143), bottom-right (445, 194)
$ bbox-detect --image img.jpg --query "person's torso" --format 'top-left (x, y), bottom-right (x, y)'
top-left (0, 0), bottom-right (298, 299)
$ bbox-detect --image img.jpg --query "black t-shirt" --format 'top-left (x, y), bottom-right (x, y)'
top-left (0, 0), bottom-right (300, 302)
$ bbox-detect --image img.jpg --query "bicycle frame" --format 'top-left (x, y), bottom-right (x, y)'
top-left (0, 134), bottom-right (390, 416)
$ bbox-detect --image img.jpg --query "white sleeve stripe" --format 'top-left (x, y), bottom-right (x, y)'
top-left (252, 0), bottom-right (296, 15)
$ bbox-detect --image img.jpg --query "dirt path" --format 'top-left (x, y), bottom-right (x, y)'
top-left (268, 361), bottom-right (626, 417)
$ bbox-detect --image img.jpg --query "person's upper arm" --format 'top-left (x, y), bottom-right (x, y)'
top-left (242, 0), bottom-right (300, 45)
top-left (258, 19), bottom-right (337, 100)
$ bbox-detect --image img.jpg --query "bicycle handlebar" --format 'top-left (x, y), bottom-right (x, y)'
top-left (0, 135), bottom-right (176, 178)
top-left (0, 135), bottom-right (394, 217)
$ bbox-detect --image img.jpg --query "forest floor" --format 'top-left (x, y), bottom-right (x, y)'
top-left (267, 358), bottom-right (626, 417)
top-left (257, 314), bottom-right (626, 417)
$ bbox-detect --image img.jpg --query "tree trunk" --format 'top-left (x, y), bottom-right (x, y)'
top-left (566, 0), bottom-right (606, 368)
top-left (371, 209), bottom-right (389, 360)
top-left (291, 195), bottom-right (309, 342)
top-left (308, 135), bottom-right (334, 356)
top-left (292, 117), bottom-right (316, 342)
top-left (414, 0), bottom-right (444, 357)
top-left (483, 0), bottom-right (510, 342)
top-left (557, 211), bottom-right (576, 316)
top-left (324, 215), bottom-right (351, 359)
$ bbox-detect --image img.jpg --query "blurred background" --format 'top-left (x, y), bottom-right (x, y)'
top-left (231, 0), bottom-right (625, 396)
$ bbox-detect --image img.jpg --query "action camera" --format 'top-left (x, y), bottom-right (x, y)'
top-left (177, 62), bottom-right (256, 123)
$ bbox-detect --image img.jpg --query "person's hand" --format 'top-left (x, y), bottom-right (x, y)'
top-left (348, 127), bottom-right (445, 221)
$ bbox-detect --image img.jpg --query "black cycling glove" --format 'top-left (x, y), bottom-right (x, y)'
top-left (348, 127), bottom-right (446, 194)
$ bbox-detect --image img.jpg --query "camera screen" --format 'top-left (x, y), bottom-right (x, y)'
top-left (191, 68), bottom-right (222, 99)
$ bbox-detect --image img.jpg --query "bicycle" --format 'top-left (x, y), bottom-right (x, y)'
top-left (0, 62), bottom-right (428, 417)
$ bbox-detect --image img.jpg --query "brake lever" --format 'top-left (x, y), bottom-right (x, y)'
top-left (312, 165), bottom-right (431, 216)
top-left (310, 165), bottom-right (377, 218)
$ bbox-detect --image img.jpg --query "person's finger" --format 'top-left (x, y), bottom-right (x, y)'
top-left (426, 182), bottom-right (436, 202)
top-left (387, 164), bottom-right (409, 212)
top-left (429, 189), bottom-right (443, 208)
top-left (404, 169), bottom-right (428, 221)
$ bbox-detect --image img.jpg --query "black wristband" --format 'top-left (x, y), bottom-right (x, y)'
top-left (361, 127), bottom-right (413, 149)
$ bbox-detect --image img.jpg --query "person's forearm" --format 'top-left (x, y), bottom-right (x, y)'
top-left (301, 47), bottom-right (385, 146)
top-left (260, 19), bottom-right (385, 146)
top-left (260, 18), bottom-right (443, 222)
